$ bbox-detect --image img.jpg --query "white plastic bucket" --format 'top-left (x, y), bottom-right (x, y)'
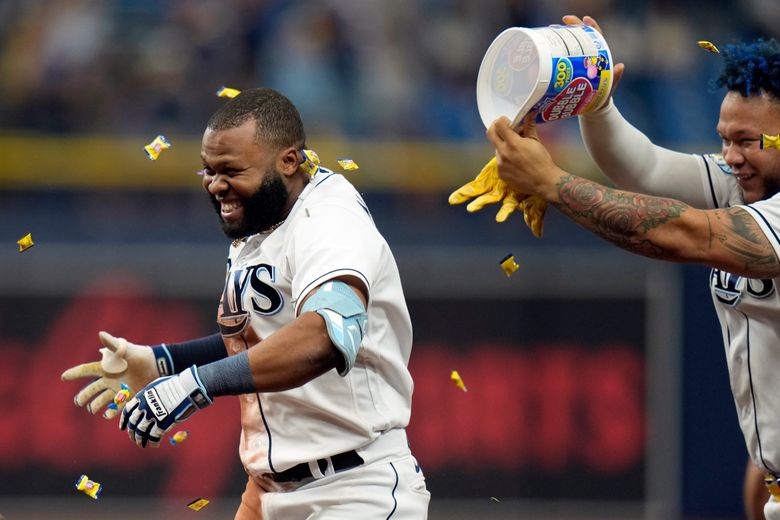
top-left (476, 24), bottom-right (613, 129)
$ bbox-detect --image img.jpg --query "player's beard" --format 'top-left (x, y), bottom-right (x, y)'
top-left (210, 168), bottom-right (290, 239)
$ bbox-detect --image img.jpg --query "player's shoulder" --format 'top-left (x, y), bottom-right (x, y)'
top-left (701, 153), bottom-right (732, 175)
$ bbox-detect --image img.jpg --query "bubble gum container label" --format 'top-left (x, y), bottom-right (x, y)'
top-left (477, 25), bottom-right (613, 128)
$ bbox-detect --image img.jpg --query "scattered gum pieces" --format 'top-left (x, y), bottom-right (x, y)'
top-left (17, 233), bottom-right (34, 252)
top-left (761, 134), bottom-right (780, 150)
top-left (75, 474), bottom-right (103, 499)
top-left (144, 135), bottom-right (171, 160)
top-left (187, 498), bottom-right (210, 511)
top-left (450, 370), bottom-right (467, 392)
top-left (216, 86), bottom-right (241, 98)
top-left (500, 254), bottom-right (519, 277)
top-left (697, 41), bottom-right (720, 54)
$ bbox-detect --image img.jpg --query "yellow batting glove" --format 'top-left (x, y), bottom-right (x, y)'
top-left (449, 157), bottom-right (547, 237)
top-left (448, 157), bottom-right (499, 205)
top-left (518, 195), bottom-right (547, 238)
top-left (495, 190), bottom-right (522, 223)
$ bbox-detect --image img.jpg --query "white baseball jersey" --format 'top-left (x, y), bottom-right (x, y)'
top-left (580, 104), bottom-right (780, 474)
top-left (215, 167), bottom-right (414, 479)
top-left (664, 152), bottom-right (780, 474)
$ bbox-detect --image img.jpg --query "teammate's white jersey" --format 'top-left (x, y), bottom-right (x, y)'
top-left (629, 149), bottom-right (780, 474)
top-left (697, 154), bottom-right (780, 474)
top-left (580, 103), bottom-right (780, 474)
top-left (215, 167), bottom-right (414, 478)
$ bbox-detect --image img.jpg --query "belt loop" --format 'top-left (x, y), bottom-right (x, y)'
top-left (308, 459), bottom-right (326, 479)
top-left (321, 456), bottom-right (336, 477)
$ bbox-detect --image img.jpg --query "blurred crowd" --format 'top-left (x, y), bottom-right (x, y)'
top-left (0, 0), bottom-right (777, 144)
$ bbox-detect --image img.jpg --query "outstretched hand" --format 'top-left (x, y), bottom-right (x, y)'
top-left (562, 14), bottom-right (624, 102)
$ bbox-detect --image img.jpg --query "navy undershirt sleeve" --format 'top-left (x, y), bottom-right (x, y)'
top-left (151, 333), bottom-right (227, 375)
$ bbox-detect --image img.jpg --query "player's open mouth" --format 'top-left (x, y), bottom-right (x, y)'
top-left (220, 200), bottom-right (243, 220)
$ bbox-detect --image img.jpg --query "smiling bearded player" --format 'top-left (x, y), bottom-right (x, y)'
top-left (62, 87), bottom-right (430, 519)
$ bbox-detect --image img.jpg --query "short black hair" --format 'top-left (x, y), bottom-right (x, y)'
top-left (715, 38), bottom-right (780, 99)
top-left (207, 87), bottom-right (306, 150)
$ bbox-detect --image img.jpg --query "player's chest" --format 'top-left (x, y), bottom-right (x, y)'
top-left (217, 247), bottom-right (292, 336)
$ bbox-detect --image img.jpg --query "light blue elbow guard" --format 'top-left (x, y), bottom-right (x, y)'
top-left (301, 280), bottom-right (367, 376)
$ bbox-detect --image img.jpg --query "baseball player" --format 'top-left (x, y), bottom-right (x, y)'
top-left (62, 88), bottom-right (430, 519)
top-left (475, 16), bottom-right (780, 518)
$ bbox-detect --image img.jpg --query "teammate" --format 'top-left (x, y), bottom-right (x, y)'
top-left (475, 18), bottom-right (780, 518)
top-left (61, 87), bottom-right (430, 519)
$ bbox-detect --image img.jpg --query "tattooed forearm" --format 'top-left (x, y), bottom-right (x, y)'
top-left (709, 208), bottom-right (779, 275)
top-left (555, 174), bottom-right (687, 258)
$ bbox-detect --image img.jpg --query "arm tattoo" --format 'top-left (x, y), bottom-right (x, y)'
top-left (555, 174), bottom-right (686, 258)
top-left (555, 174), bottom-right (780, 276)
top-left (708, 208), bottom-right (779, 275)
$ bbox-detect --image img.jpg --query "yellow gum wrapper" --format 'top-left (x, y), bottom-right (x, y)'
top-left (144, 135), bottom-right (171, 160)
top-left (450, 370), bottom-right (468, 392)
top-left (761, 134), bottom-right (780, 150)
top-left (187, 498), bottom-right (210, 511)
top-left (216, 86), bottom-right (241, 98)
top-left (75, 474), bottom-right (103, 499)
top-left (300, 149), bottom-right (321, 176)
top-left (337, 158), bottom-right (359, 170)
top-left (697, 41), bottom-right (720, 54)
top-left (17, 233), bottom-right (34, 252)
top-left (500, 254), bottom-right (519, 277)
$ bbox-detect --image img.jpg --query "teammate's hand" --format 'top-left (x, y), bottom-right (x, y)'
top-left (120, 366), bottom-right (212, 448)
top-left (61, 331), bottom-right (162, 419)
top-left (489, 115), bottom-right (562, 202)
top-left (562, 14), bottom-right (625, 104)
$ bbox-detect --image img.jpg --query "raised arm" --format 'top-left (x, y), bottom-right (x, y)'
top-left (563, 14), bottom-right (714, 207)
top-left (489, 115), bottom-right (780, 279)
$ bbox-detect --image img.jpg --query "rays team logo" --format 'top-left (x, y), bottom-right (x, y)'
top-left (218, 261), bottom-right (284, 335)
top-left (710, 268), bottom-right (775, 307)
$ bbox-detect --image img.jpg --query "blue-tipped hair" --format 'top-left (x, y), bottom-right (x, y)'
top-left (715, 38), bottom-right (780, 99)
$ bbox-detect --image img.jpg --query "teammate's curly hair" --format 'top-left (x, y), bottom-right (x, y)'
top-left (207, 87), bottom-right (306, 150)
top-left (714, 38), bottom-right (780, 99)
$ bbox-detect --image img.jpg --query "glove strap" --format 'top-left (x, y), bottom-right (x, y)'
top-left (181, 366), bottom-right (213, 410)
top-left (151, 345), bottom-right (174, 376)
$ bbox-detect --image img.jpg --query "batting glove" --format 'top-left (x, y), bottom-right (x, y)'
top-left (448, 157), bottom-right (548, 236)
top-left (120, 365), bottom-right (212, 448)
top-left (61, 331), bottom-right (163, 419)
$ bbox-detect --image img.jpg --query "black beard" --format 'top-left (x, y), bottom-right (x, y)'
top-left (210, 170), bottom-right (290, 239)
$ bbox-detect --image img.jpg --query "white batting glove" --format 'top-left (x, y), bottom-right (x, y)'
top-left (61, 331), bottom-right (163, 419)
top-left (120, 366), bottom-right (212, 448)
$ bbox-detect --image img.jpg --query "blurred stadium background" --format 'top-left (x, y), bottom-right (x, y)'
top-left (1, 0), bottom-right (778, 518)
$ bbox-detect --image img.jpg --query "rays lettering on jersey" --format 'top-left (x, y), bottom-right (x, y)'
top-left (218, 261), bottom-right (284, 335)
top-left (710, 268), bottom-right (775, 307)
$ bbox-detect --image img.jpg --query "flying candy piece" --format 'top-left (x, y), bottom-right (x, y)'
top-left (336, 158), bottom-right (360, 171)
top-left (170, 430), bottom-right (189, 445)
top-left (17, 233), bottom-right (34, 253)
top-left (107, 383), bottom-right (132, 411)
top-left (144, 135), bottom-right (171, 160)
top-left (196, 168), bottom-right (206, 176)
top-left (300, 149), bottom-right (321, 176)
top-left (490, 497), bottom-right (501, 503)
top-left (187, 498), bottom-right (210, 511)
top-left (75, 474), bottom-right (103, 500)
top-left (761, 134), bottom-right (780, 150)
top-left (450, 370), bottom-right (468, 392)
top-left (216, 86), bottom-right (241, 99)
top-left (697, 41), bottom-right (720, 54)
top-left (500, 254), bottom-right (519, 277)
